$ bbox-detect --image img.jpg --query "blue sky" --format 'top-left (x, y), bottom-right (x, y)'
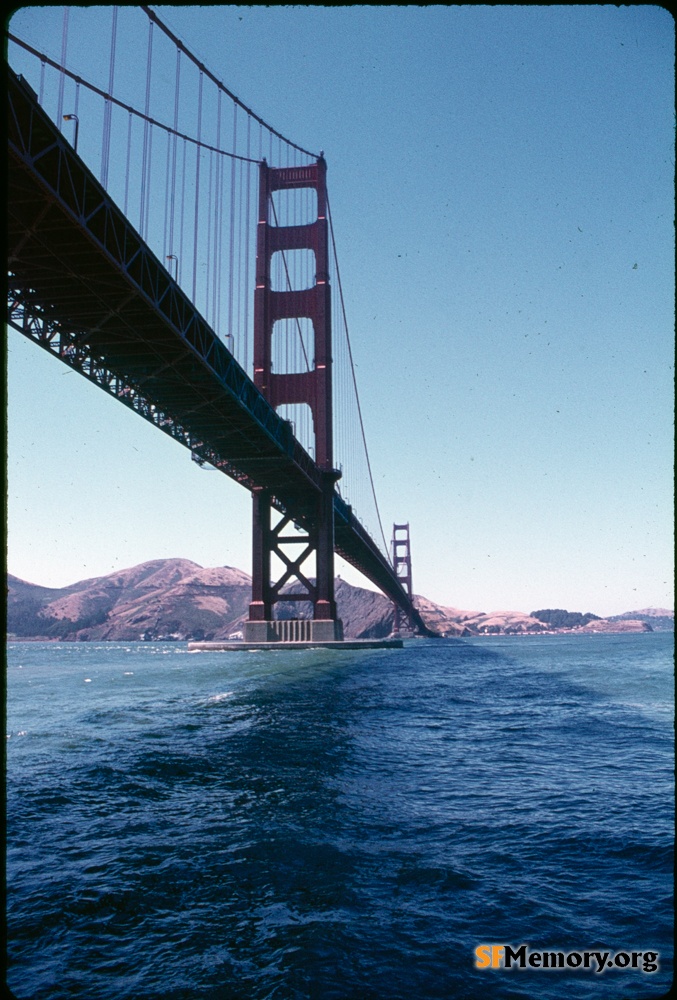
top-left (6, 5), bottom-right (674, 616)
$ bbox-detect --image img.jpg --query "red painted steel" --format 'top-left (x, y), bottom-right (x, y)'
top-left (249, 158), bottom-right (340, 627)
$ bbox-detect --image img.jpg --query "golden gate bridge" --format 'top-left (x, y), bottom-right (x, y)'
top-left (6, 6), bottom-right (430, 644)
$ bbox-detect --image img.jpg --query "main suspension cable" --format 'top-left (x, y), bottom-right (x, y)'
top-left (8, 34), bottom-right (261, 165)
top-left (140, 4), bottom-right (319, 161)
top-left (327, 192), bottom-right (390, 560)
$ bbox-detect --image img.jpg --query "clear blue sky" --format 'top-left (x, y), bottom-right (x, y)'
top-left (6, 5), bottom-right (674, 616)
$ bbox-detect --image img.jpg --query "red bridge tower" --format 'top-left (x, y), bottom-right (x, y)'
top-left (392, 523), bottom-right (414, 635)
top-left (244, 157), bottom-right (343, 642)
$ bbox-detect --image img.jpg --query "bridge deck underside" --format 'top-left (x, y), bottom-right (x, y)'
top-left (6, 68), bottom-right (430, 632)
top-left (9, 162), bottom-right (312, 504)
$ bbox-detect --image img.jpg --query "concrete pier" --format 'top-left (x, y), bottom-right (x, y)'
top-left (187, 638), bottom-right (403, 652)
top-left (243, 618), bottom-right (344, 643)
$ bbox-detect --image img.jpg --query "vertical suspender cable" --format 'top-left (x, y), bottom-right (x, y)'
top-left (227, 106), bottom-right (238, 342)
top-left (239, 156), bottom-right (246, 355)
top-left (205, 147), bottom-right (214, 324)
top-left (163, 136), bottom-right (171, 263)
top-left (162, 77), bottom-right (174, 261)
top-left (124, 110), bottom-right (132, 217)
top-left (179, 137), bottom-right (187, 285)
top-left (217, 122), bottom-right (226, 344)
top-left (145, 124), bottom-right (154, 243)
top-left (168, 49), bottom-right (181, 265)
top-left (212, 89), bottom-right (222, 334)
top-left (192, 70), bottom-right (203, 305)
top-left (139, 20), bottom-right (153, 237)
top-left (101, 5), bottom-right (117, 189)
top-left (57, 6), bottom-right (69, 125)
top-left (243, 116), bottom-right (252, 372)
top-left (236, 156), bottom-right (243, 350)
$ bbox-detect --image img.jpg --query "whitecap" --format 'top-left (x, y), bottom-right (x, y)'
top-left (84, 678), bottom-right (92, 683)
top-left (207, 692), bottom-right (234, 703)
top-left (123, 671), bottom-right (134, 676)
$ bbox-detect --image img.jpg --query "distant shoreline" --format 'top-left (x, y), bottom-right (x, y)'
top-left (6, 631), bottom-right (673, 644)
top-left (6, 559), bottom-right (673, 641)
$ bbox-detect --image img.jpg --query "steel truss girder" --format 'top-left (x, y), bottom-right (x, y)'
top-left (7, 287), bottom-right (260, 493)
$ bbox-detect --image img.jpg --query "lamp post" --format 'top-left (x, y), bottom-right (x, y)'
top-left (62, 113), bottom-right (79, 153)
top-left (166, 254), bottom-right (178, 281)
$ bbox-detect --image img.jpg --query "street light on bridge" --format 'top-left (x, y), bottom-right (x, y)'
top-left (62, 113), bottom-right (79, 153)
top-left (166, 254), bottom-right (179, 281)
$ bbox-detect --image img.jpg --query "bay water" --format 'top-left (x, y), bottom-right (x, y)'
top-left (5, 633), bottom-right (673, 999)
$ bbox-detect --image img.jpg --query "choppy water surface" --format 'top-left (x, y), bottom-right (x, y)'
top-left (6, 633), bottom-right (674, 999)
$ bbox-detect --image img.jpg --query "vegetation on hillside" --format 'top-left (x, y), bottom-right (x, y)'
top-left (530, 609), bottom-right (601, 629)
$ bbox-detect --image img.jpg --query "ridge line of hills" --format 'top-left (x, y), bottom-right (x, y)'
top-left (6, 558), bottom-right (673, 642)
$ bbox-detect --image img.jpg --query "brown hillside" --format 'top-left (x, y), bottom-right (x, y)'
top-left (7, 560), bottom-right (669, 640)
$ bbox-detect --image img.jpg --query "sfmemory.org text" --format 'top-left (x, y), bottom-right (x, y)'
top-left (475, 944), bottom-right (659, 974)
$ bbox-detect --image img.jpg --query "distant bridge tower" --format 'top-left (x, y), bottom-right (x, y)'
top-left (392, 523), bottom-right (414, 635)
top-left (245, 157), bottom-right (343, 642)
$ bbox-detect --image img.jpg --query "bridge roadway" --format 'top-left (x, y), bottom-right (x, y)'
top-left (6, 67), bottom-right (431, 635)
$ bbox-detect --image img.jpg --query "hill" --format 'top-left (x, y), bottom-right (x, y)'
top-left (7, 560), bottom-right (252, 642)
top-left (6, 559), bottom-right (670, 640)
top-left (607, 609), bottom-right (674, 632)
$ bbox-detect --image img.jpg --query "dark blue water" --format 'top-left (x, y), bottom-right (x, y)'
top-left (6, 633), bottom-right (673, 999)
